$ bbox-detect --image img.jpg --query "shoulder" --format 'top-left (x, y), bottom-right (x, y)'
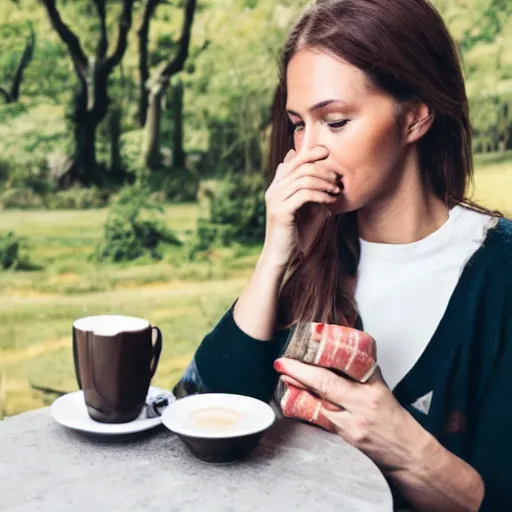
top-left (484, 217), bottom-right (512, 259)
top-left (479, 217), bottom-right (512, 294)
top-left (456, 216), bottom-right (512, 299)
top-left (495, 217), bottom-right (512, 243)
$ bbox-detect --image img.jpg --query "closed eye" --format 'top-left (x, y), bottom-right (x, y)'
top-left (290, 121), bottom-right (305, 133)
top-left (288, 119), bottom-right (349, 133)
top-left (328, 119), bottom-right (349, 129)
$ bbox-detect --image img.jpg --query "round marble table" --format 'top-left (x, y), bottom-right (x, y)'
top-left (0, 408), bottom-right (393, 511)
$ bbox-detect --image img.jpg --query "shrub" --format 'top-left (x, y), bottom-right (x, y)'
top-left (0, 158), bottom-right (53, 209)
top-left (96, 186), bottom-right (182, 263)
top-left (0, 158), bottom-right (9, 187)
top-left (0, 187), bottom-right (45, 209)
top-left (0, 232), bottom-right (21, 269)
top-left (44, 187), bottom-right (108, 209)
top-left (189, 172), bottom-right (266, 257)
top-left (5, 159), bottom-right (53, 196)
top-left (147, 166), bottom-right (199, 203)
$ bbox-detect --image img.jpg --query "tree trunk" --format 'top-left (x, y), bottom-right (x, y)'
top-left (172, 80), bottom-right (186, 168)
top-left (138, 75), bottom-right (149, 128)
top-left (58, 118), bottom-right (98, 189)
top-left (0, 26), bottom-right (35, 104)
top-left (75, 119), bottom-right (98, 183)
top-left (145, 88), bottom-right (164, 168)
top-left (57, 68), bottom-right (109, 188)
top-left (142, 0), bottom-right (198, 167)
top-left (41, 0), bottom-right (134, 189)
top-left (137, 0), bottom-right (160, 127)
top-left (109, 107), bottom-right (123, 173)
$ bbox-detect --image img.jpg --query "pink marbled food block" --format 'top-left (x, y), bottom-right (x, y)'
top-left (280, 384), bottom-right (337, 432)
top-left (311, 323), bottom-right (377, 383)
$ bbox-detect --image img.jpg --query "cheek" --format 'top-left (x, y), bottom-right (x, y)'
top-left (339, 120), bottom-right (403, 189)
top-left (347, 119), bottom-right (401, 169)
top-left (326, 120), bottom-right (404, 213)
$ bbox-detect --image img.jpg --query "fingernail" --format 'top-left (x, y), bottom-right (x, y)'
top-left (314, 323), bottom-right (325, 335)
top-left (274, 359), bottom-right (285, 372)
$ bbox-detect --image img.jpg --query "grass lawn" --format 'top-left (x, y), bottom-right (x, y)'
top-left (0, 158), bottom-right (511, 418)
top-left (0, 203), bottom-right (261, 418)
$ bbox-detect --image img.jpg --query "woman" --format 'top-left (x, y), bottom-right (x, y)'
top-left (174, 0), bottom-right (512, 510)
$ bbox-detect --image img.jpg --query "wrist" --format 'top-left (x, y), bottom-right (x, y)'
top-left (387, 412), bottom-right (441, 479)
top-left (407, 428), bottom-right (444, 480)
top-left (385, 429), bottom-right (442, 502)
top-left (259, 245), bottom-right (290, 275)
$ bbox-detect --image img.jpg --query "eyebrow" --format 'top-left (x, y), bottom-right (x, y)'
top-left (286, 99), bottom-right (345, 117)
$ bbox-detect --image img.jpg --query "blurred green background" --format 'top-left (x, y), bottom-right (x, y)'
top-left (0, 0), bottom-right (511, 418)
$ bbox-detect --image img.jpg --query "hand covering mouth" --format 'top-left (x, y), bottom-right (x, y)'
top-left (327, 175), bottom-right (343, 196)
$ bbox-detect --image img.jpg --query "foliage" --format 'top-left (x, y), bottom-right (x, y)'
top-left (134, 163), bottom-right (199, 202)
top-left (0, 231), bottom-right (21, 269)
top-left (44, 186), bottom-right (108, 209)
top-left (0, 0), bottom-right (309, 192)
top-left (189, 172), bottom-right (266, 257)
top-left (0, 156), bottom-right (109, 208)
top-left (95, 185), bottom-right (182, 263)
top-left (0, 187), bottom-right (45, 209)
top-left (0, 0), bottom-right (508, 201)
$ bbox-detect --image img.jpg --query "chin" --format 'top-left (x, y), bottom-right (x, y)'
top-left (326, 195), bottom-right (360, 216)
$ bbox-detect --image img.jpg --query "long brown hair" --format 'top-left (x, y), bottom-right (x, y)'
top-left (271, 0), bottom-right (502, 329)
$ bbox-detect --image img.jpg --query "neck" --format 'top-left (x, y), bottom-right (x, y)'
top-left (357, 152), bottom-right (449, 244)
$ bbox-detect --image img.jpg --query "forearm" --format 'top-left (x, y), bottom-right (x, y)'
top-left (233, 247), bottom-right (286, 340)
top-left (388, 433), bottom-right (484, 512)
top-left (189, 248), bottom-right (288, 402)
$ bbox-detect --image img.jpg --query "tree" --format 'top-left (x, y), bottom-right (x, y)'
top-left (0, 24), bottom-right (35, 104)
top-left (40, 0), bottom-right (135, 188)
top-left (433, 0), bottom-right (512, 152)
top-left (136, 0), bottom-right (198, 168)
top-left (459, 0), bottom-right (512, 55)
top-left (137, 0), bottom-right (160, 128)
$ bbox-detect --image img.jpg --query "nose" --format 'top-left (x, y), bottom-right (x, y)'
top-left (297, 123), bottom-right (319, 155)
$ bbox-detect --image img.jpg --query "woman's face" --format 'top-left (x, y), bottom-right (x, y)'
top-left (286, 48), bottom-right (413, 215)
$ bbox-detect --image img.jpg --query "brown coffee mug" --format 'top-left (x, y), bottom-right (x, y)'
top-left (72, 315), bottom-right (162, 424)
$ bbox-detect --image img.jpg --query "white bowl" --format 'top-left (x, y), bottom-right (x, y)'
top-left (162, 393), bottom-right (276, 463)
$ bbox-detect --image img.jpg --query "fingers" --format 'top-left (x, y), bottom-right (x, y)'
top-left (320, 407), bottom-right (352, 436)
top-left (366, 365), bottom-right (387, 387)
top-left (283, 149), bottom-right (296, 164)
top-left (283, 175), bottom-right (341, 201)
top-left (280, 383), bottom-right (339, 432)
top-left (280, 374), bottom-right (306, 390)
top-left (274, 146), bottom-right (329, 182)
top-left (285, 189), bottom-right (339, 213)
top-left (275, 358), bottom-right (359, 410)
top-left (281, 163), bottom-right (339, 189)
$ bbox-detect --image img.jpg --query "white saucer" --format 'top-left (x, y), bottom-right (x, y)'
top-left (51, 386), bottom-right (173, 436)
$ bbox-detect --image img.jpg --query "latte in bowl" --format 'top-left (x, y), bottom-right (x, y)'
top-left (161, 393), bottom-right (275, 463)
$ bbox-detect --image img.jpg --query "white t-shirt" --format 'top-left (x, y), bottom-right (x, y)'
top-left (354, 205), bottom-right (496, 391)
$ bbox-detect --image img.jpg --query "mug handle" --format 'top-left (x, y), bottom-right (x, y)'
top-left (149, 326), bottom-right (163, 380)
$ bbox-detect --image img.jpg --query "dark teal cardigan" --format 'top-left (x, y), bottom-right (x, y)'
top-left (174, 218), bottom-right (512, 512)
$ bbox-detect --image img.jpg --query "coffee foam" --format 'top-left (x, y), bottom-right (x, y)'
top-left (73, 315), bottom-right (149, 336)
top-left (185, 407), bottom-right (244, 431)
